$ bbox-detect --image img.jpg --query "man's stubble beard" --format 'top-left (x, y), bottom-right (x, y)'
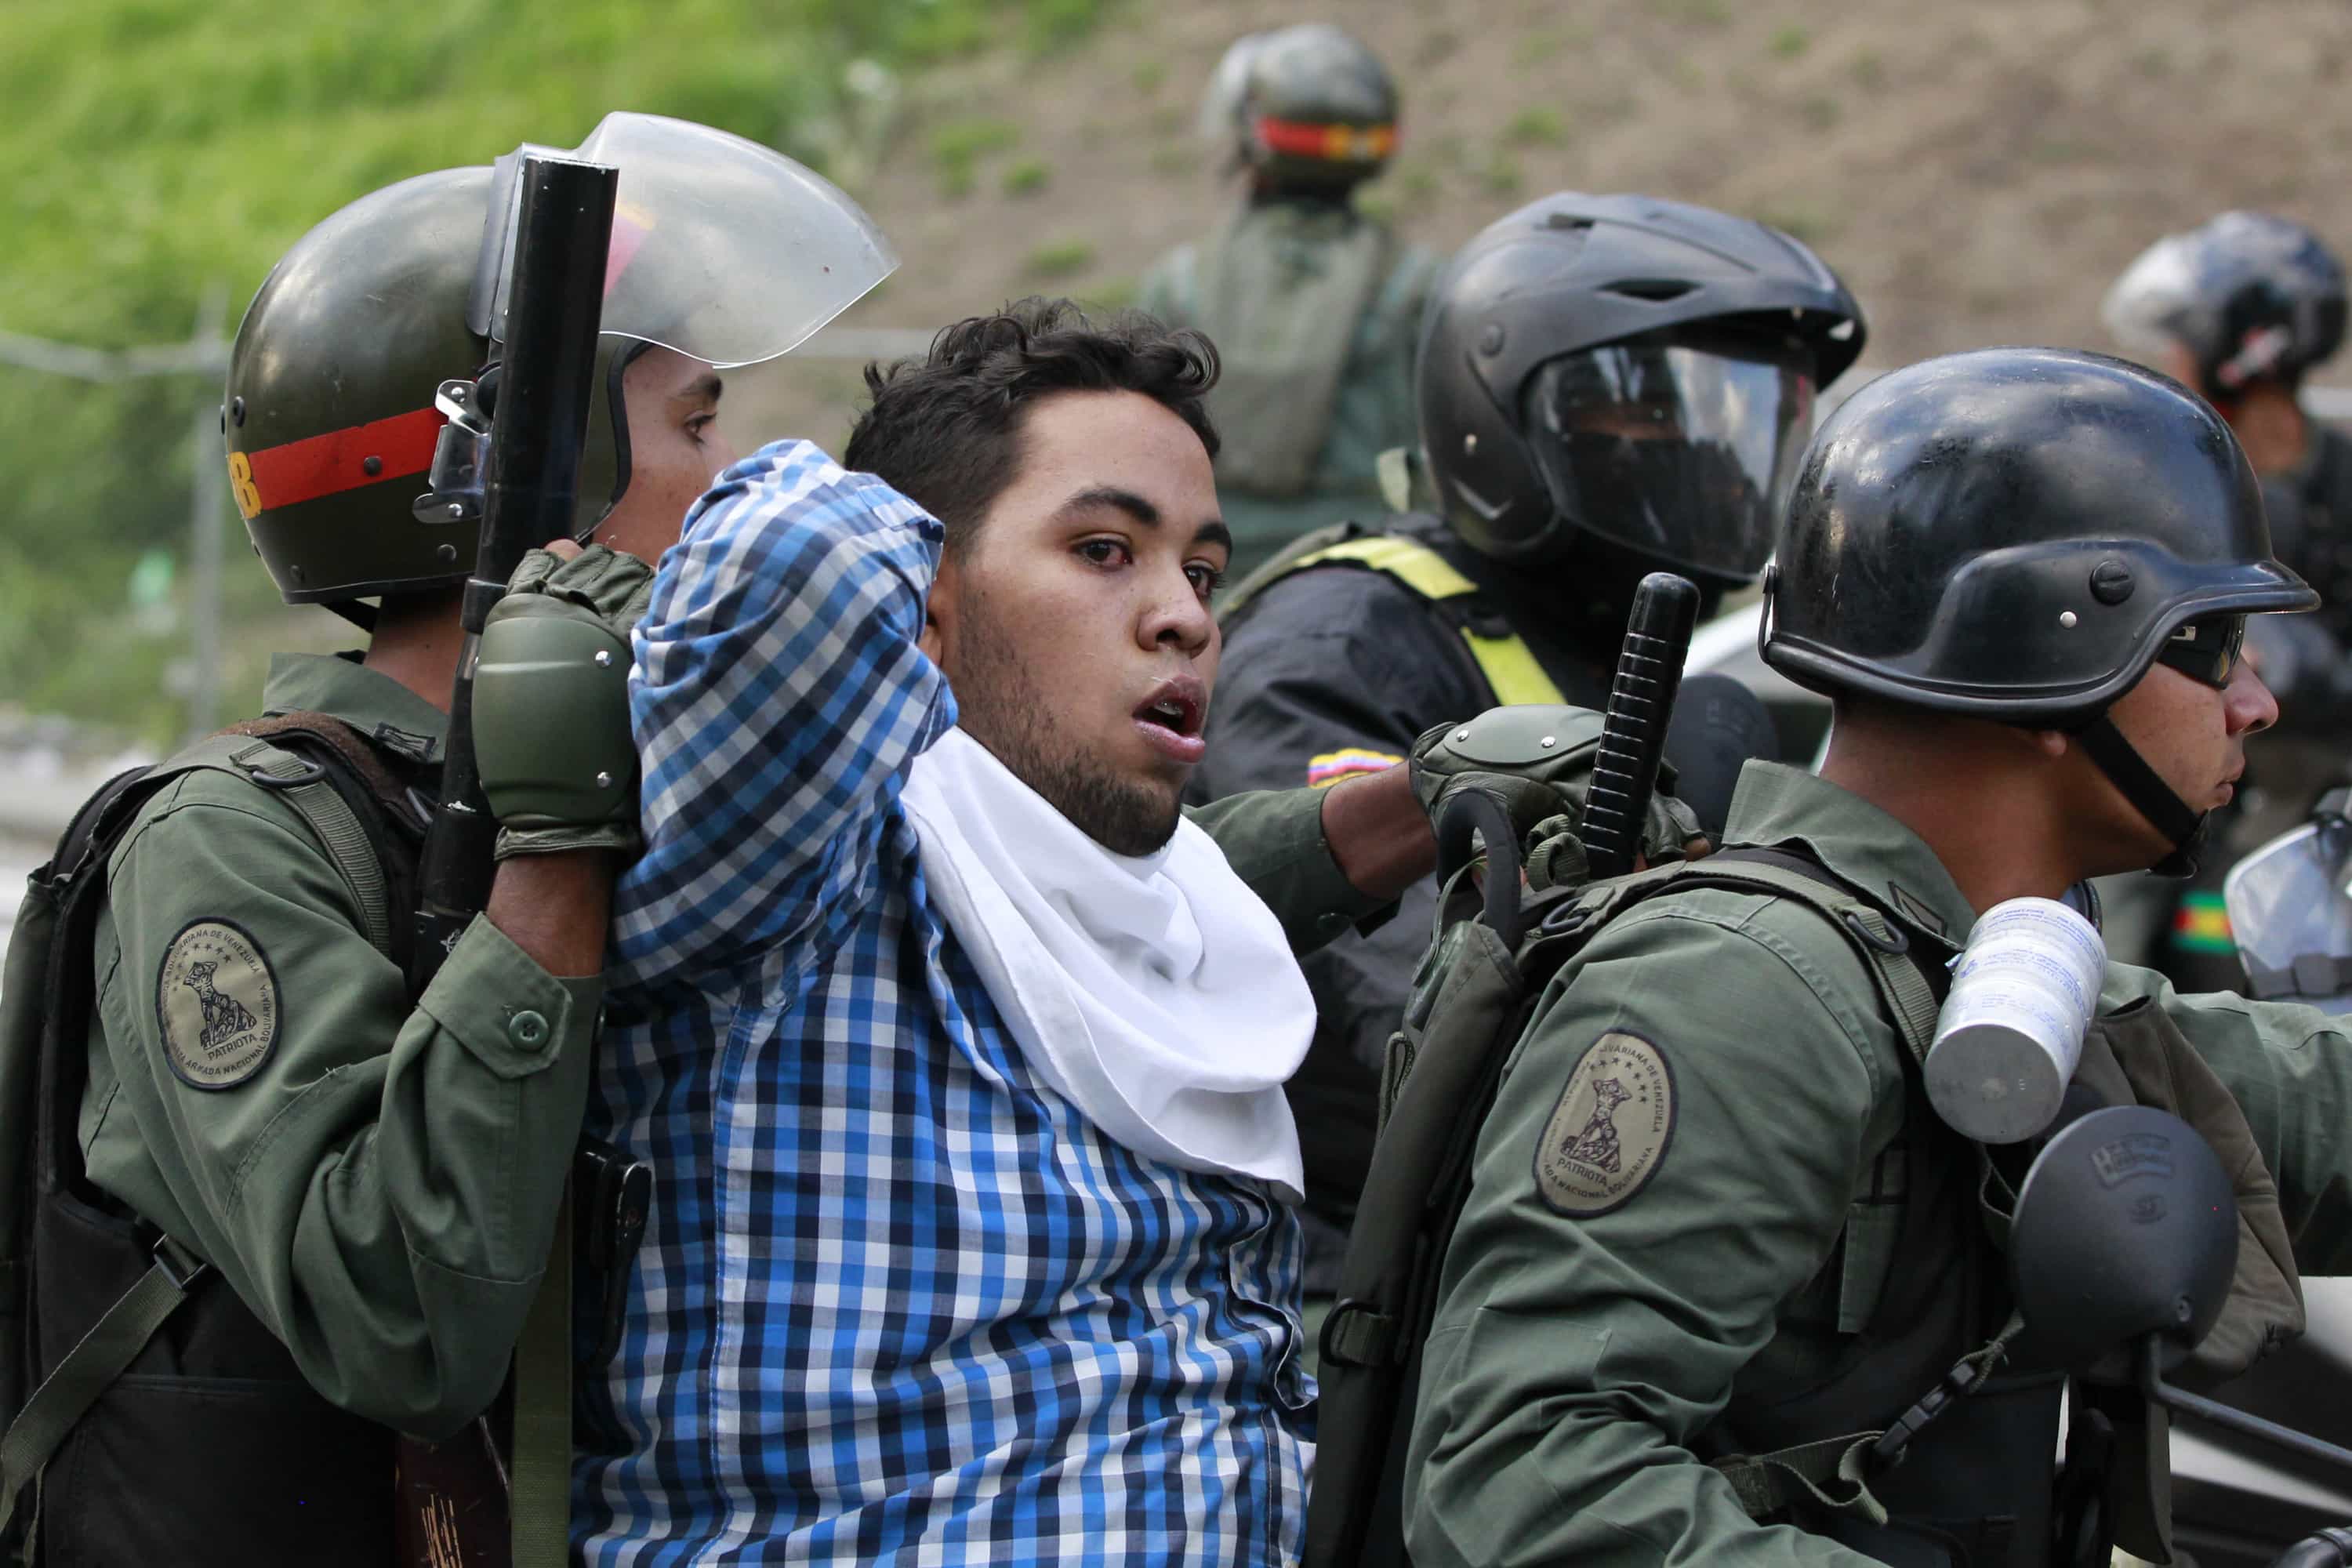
top-left (949, 585), bottom-right (1184, 857)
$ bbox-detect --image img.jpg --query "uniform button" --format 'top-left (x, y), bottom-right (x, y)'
top-left (508, 1009), bottom-right (550, 1048)
top-left (1316, 911), bottom-right (1351, 936)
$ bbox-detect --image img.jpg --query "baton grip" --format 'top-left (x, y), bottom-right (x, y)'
top-left (1583, 573), bottom-right (1701, 880)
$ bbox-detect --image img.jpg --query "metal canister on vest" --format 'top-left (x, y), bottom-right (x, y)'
top-left (1925, 896), bottom-right (2107, 1143)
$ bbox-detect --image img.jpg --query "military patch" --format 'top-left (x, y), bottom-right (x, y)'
top-left (155, 920), bottom-right (280, 1090)
top-left (1534, 1031), bottom-right (1676, 1217)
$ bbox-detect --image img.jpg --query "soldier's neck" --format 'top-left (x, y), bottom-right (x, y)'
top-left (1820, 719), bottom-right (2079, 915)
top-left (2225, 388), bottom-right (2313, 479)
top-left (361, 589), bottom-right (466, 715)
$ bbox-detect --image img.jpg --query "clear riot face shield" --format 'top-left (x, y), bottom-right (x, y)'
top-left (1520, 325), bottom-right (1816, 586)
top-left (477, 111), bottom-right (898, 368)
top-left (418, 110), bottom-right (901, 543)
top-left (2223, 789), bottom-right (2352, 1011)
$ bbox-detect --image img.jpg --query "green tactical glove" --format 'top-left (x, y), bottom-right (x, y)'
top-left (1409, 705), bottom-right (1706, 892)
top-left (473, 545), bottom-right (655, 862)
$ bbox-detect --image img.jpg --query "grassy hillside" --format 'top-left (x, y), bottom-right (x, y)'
top-left (0, 0), bottom-right (1106, 743)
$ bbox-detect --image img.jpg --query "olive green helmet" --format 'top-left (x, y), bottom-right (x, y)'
top-left (225, 113), bottom-right (898, 614)
top-left (223, 165), bottom-right (637, 609)
top-left (1197, 24), bottom-right (1400, 194)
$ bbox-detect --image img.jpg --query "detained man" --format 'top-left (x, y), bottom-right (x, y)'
top-left (575, 300), bottom-right (1469, 1563)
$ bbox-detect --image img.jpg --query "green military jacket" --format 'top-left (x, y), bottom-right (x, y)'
top-left (1406, 761), bottom-right (2352, 1568)
top-left (80, 652), bottom-right (599, 1439)
top-left (1139, 197), bottom-right (1443, 579)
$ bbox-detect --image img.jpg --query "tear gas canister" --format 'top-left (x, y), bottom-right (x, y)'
top-left (1923, 896), bottom-right (2107, 1144)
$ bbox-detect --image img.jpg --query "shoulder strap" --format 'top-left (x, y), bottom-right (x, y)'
top-left (1218, 527), bottom-right (1570, 707)
top-left (160, 717), bottom-right (408, 964)
top-left (1672, 849), bottom-right (1945, 1065)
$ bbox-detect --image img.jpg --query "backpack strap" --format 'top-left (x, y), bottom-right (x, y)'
top-left (172, 713), bottom-right (416, 965)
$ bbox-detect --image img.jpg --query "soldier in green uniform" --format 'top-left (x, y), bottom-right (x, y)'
top-left (12, 120), bottom-right (896, 1566)
top-left (1138, 23), bottom-right (1443, 578)
top-left (1407, 348), bottom-right (2352, 1566)
top-left (2103, 212), bottom-right (2352, 988)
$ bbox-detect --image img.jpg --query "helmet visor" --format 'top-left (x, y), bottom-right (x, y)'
top-left (489, 112), bottom-right (898, 369)
top-left (2223, 815), bottom-right (2352, 1011)
top-left (1523, 332), bottom-right (1815, 583)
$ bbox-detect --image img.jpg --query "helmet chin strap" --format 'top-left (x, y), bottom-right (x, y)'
top-left (2073, 713), bottom-right (2209, 879)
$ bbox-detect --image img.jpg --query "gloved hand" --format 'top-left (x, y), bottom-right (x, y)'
top-left (1410, 706), bottom-right (1705, 892)
top-left (472, 545), bottom-right (655, 861)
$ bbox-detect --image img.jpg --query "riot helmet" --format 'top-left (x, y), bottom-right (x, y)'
top-left (226, 112), bottom-right (896, 614)
top-left (2102, 211), bottom-right (2347, 399)
top-left (1762, 347), bottom-right (2318, 873)
top-left (1418, 193), bottom-right (1864, 590)
top-left (1196, 24), bottom-right (1399, 194)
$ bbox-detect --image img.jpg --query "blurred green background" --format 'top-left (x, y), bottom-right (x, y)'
top-left (0, 0), bottom-right (1109, 745)
top-left (9, 0), bottom-right (2352, 750)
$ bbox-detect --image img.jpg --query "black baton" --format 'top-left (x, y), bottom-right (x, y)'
top-left (1583, 572), bottom-right (1701, 879)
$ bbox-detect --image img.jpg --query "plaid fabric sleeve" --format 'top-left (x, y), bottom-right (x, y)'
top-left (612, 439), bottom-right (953, 982)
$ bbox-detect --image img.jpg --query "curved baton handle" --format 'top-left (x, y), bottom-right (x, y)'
top-left (1582, 572), bottom-right (1701, 880)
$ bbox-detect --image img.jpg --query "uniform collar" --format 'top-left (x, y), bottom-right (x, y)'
top-left (260, 652), bottom-right (448, 768)
top-left (1719, 761), bottom-right (1978, 948)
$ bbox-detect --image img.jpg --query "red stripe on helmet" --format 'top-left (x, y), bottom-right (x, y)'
top-left (245, 406), bottom-right (448, 513)
top-left (1254, 116), bottom-right (1398, 162)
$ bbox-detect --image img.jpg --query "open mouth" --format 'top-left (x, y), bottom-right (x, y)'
top-left (1133, 678), bottom-right (1204, 740)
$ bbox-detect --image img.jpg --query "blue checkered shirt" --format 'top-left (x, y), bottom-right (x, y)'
top-left (575, 441), bottom-right (1312, 1565)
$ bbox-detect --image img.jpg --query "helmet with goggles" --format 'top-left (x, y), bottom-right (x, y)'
top-left (1417, 192), bottom-right (1865, 598)
top-left (1762, 346), bottom-right (2318, 873)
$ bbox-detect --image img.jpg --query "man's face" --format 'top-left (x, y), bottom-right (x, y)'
top-left (590, 344), bottom-right (733, 564)
top-left (922, 389), bottom-right (1229, 857)
top-left (2092, 631), bottom-right (2280, 863)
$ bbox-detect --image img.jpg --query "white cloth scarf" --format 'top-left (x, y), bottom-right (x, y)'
top-left (899, 727), bottom-right (1315, 1203)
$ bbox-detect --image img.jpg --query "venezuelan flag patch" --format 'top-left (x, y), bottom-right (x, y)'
top-left (2171, 891), bottom-right (2236, 954)
top-left (1307, 748), bottom-right (1403, 788)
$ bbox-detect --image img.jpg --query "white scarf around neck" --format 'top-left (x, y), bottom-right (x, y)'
top-left (899, 728), bottom-right (1314, 1202)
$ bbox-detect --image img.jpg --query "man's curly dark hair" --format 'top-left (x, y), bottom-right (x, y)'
top-left (844, 296), bottom-right (1221, 557)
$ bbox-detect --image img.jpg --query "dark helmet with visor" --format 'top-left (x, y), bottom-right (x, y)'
top-left (2103, 211), bottom-right (2347, 398)
top-left (224, 112), bottom-right (896, 615)
top-left (1762, 347), bottom-right (2318, 873)
top-left (1417, 192), bottom-right (1865, 591)
top-left (1198, 24), bottom-right (1399, 193)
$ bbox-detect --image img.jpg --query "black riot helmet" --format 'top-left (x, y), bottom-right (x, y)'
top-left (1763, 347), bottom-right (2318, 873)
top-left (1418, 192), bottom-right (1864, 590)
top-left (2103, 211), bottom-right (2347, 400)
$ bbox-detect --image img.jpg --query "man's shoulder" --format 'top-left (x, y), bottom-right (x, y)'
top-left (1536, 877), bottom-right (1902, 1075)
top-left (109, 754), bottom-right (318, 863)
top-left (1223, 519), bottom-right (1472, 643)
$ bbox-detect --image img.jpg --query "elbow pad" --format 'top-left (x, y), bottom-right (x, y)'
top-left (471, 596), bottom-right (637, 829)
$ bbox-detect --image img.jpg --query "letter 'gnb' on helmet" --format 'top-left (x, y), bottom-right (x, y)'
top-left (2103, 211), bottom-right (2347, 397)
top-left (1418, 192), bottom-right (1865, 590)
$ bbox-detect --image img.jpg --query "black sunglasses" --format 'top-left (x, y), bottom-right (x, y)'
top-left (2154, 614), bottom-right (2249, 689)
